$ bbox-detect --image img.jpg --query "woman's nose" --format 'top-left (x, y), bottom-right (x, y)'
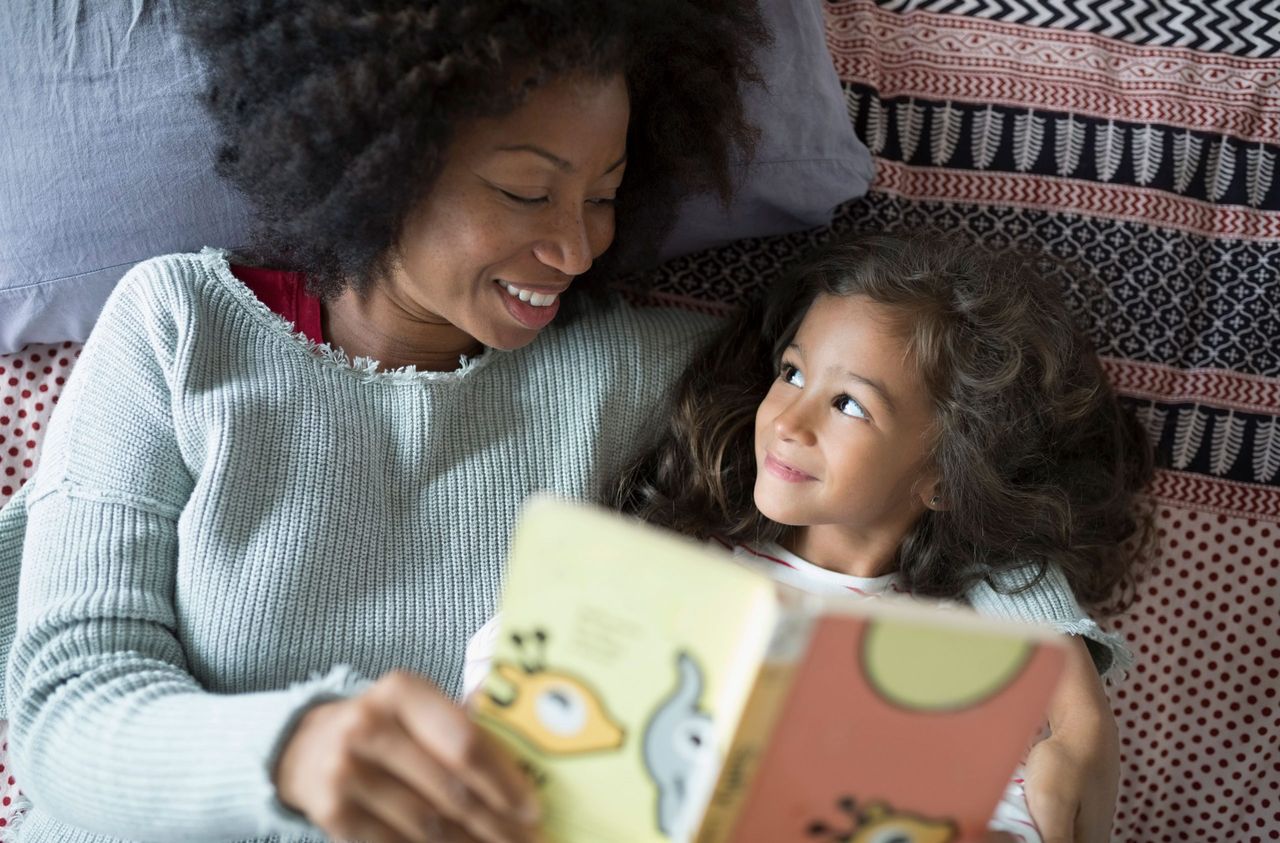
top-left (533, 207), bottom-right (594, 277)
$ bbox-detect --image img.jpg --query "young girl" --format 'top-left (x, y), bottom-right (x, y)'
top-left (625, 232), bottom-right (1153, 841)
top-left (466, 233), bottom-right (1152, 842)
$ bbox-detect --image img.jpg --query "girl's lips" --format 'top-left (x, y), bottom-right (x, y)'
top-left (764, 453), bottom-right (816, 483)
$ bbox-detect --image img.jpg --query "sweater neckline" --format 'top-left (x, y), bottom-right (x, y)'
top-left (199, 247), bottom-right (499, 385)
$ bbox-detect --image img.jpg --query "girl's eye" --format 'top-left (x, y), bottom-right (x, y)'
top-left (834, 395), bottom-right (869, 420)
top-left (499, 189), bottom-right (549, 206)
top-left (588, 196), bottom-right (617, 207)
top-left (780, 363), bottom-right (804, 388)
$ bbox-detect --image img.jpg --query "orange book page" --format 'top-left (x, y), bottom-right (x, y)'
top-left (726, 611), bottom-right (1065, 843)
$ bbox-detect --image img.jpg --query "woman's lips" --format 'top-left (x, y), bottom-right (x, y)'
top-left (764, 452), bottom-right (816, 483)
top-left (497, 279), bottom-right (563, 330)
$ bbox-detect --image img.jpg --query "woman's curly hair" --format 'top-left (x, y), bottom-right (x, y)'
top-left (614, 233), bottom-right (1155, 610)
top-left (184, 0), bottom-right (768, 301)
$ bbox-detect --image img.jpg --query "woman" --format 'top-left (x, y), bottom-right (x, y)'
top-left (1, 2), bottom-right (1112, 842)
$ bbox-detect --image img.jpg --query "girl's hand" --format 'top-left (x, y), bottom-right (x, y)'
top-left (1022, 716), bottom-right (1120, 843)
top-left (274, 670), bottom-right (541, 843)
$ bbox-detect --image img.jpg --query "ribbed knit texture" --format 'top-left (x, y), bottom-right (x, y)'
top-left (0, 248), bottom-right (1121, 841)
top-left (1, 250), bottom-right (719, 842)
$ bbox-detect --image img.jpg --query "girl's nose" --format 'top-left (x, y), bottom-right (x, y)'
top-left (774, 398), bottom-right (818, 447)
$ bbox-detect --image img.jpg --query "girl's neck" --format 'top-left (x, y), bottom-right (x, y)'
top-left (322, 287), bottom-right (484, 373)
top-left (784, 525), bottom-right (901, 579)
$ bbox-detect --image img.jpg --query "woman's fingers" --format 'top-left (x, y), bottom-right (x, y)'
top-left (345, 756), bottom-right (508, 843)
top-left (352, 717), bottom-right (535, 843)
top-left (273, 670), bottom-right (541, 842)
top-left (375, 672), bottom-right (539, 825)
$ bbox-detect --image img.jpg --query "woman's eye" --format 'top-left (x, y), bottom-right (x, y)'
top-left (834, 395), bottom-right (868, 420)
top-left (499, 189), bottom-right (549, 205)
top-left (780, 364), bottom-right (804, 388)
top-left (588, 196), bottom-right (617, 207)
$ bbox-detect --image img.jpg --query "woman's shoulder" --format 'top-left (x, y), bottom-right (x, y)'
top-left (559, 295), bottom-right (724, 360)
top-left (105, 249), bottom-right (237, 321)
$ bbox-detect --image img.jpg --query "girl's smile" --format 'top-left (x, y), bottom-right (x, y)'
top-left (763, 452), bottom-right (817, 482)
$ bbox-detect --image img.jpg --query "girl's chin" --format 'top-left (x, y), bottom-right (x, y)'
top-left (752, 490), bottom-right (809, 527)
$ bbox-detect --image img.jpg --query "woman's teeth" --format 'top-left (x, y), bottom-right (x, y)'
top-left (501, 281), bottom-right (558, 307)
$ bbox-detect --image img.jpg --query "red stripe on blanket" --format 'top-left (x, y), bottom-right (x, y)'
top-left (871, 159), bottom-right (1280, 240)
top-left (1146, 469), bottom-right (1280, 521)
top-left (1103, 358), bottom-right (1280, 415)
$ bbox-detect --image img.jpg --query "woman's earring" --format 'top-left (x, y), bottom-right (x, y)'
top-left (929, 495), bottom-right (941, 508)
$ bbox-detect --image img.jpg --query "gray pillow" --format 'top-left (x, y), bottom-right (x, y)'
top-left (0, 0), bottom-right (871, 353)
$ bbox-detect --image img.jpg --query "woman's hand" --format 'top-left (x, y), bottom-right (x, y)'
top-left (274, 670), bottom-right (542, 843)
top-left (1024, 636), bottom-right (1121, 843)
top-left (1023, 725), bottom-right (1120, 843)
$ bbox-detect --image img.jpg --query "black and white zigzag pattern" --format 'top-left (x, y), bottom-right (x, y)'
top-left (870, 0), bottom-right (1280, 57)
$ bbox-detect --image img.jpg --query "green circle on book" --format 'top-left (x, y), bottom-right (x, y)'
top-left (863, 620), bottom-right (1032, 711)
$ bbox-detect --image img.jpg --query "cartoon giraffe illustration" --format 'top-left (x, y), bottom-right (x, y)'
top-left (642, 651), bottom-right (715, 837)
top-left (473, 628), bottom-right (626, 756)
top-left (806, 795), bottom-right (957, 843)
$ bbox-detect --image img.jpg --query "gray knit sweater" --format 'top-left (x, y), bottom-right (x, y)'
top-left (0, 249), bottom-right (1123, 842)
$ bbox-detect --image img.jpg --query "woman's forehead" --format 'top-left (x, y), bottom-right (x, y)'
top-left (455, 73), bottom-right (629, 171)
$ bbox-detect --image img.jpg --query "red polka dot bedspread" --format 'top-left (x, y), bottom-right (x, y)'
top-left (1, 2), bottom-right (1277, 840)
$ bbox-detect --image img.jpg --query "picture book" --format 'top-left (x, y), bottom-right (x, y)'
top-left (470, 496), bottom-right (1067, 843)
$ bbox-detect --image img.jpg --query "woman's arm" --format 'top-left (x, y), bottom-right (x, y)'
top-left (5, 260), bottom-right (349, 839)
top-left (964, 563), bottom-right (1133, 681)
top-left (964, 566), bottom-right (1124, 843)
top-left (1023, 635), bottom-right (1120, 843)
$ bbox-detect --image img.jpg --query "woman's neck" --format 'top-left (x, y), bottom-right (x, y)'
top-left (322, 287), bottom-right (484, 373)
top-left (785, 524), bottom-right (902, 579)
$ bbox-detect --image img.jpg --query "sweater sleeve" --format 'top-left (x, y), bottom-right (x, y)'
top-left (5, 257), bottom-right (370, 841)
top-left (963, 564), bottom-right (1133, 682)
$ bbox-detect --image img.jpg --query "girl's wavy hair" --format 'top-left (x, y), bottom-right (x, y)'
top-left (615, 233), bottom-right (1155, 609)
top-left (184, 0), bottom-right (767, 306)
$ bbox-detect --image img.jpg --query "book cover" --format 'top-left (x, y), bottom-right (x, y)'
top-left (471, 496), bottom-right (783, 842)
top-left (713, 605), bottom-right (1065, 843)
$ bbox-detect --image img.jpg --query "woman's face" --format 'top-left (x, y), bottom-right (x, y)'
top-left (753, 294), bottom-right (940, 542)
top-left (390, 73), bottom-right (630, 350)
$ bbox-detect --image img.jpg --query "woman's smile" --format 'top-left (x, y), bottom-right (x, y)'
top-left (497, 278), bottom-right (564, 329)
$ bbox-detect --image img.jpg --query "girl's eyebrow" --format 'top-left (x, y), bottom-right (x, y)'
top-left (839, 368), bottom-right (897, 415)
top-left (789, 342), bottom-right (896, 414)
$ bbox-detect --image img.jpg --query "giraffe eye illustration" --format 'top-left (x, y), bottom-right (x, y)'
top-left (473, 628), bottom-right (626, 756)
top-left (535, 684), bottom-right (588, 736)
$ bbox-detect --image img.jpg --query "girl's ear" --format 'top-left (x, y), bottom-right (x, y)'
top-left (918, 474), bottom-right (948, 511)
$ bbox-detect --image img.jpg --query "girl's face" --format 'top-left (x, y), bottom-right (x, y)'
top-left (753, 293), bottom-right (941, 548)
top-left (389, 73), bottom-right (630, 350)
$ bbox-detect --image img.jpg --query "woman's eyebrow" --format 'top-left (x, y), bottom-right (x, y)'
top-left (497, 144), bottom-right (626, 175)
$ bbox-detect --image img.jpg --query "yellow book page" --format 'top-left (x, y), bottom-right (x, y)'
top-left (471, 496), bottom-right (780, 843)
